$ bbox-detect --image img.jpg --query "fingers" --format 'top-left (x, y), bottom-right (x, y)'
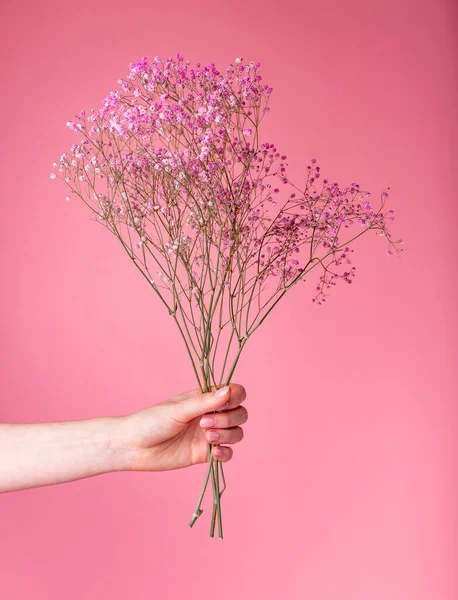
top-left (211, 445), bottom-right (233, 462)
top-left (213, 383), bottom-right (247, 411)
top-left (199, 398), bottom-right (248, 464)
top-left (199, 405), bottom-right (248, 430)
top-left (170, 385), bottom-right (231, 422)
top-left (200, 383), bottom-right (246, 413)
top-left (204, 426), bottom-right (244, 445)
top-left (170, 383), bottom-right (247, 423)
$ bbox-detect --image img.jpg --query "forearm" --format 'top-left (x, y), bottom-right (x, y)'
top-left (0, 417), bottom-right (129, 493)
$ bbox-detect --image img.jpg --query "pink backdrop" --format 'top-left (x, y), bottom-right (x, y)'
top-left (1, 1), bottom-right (457, 598)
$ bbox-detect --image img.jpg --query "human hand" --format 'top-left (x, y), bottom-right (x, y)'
top-left (114, 384), bottom-right (248, 472)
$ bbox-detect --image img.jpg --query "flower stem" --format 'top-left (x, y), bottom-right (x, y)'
top-left (188, 444), bottom-right (213, 528)
top-left (209, 452), bottom-right (219, 538)
top-left (189, 375), bottom-right (228, 537)
top-left (215, 459), bottom-right (223, 539)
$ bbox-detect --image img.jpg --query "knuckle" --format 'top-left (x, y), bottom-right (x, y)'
top-left (237, 384), bottom-right (247, 401)
top-left (231, 383), bottom-right (246, 402)
top-left (240, 406), bottom-right (248, 423)
top-left (228, 409), bottom-right (239, 426)
top-left (227, 427), bottom-right (242, 443)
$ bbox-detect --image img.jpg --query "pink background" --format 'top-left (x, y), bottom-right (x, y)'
top-left (1, 1), bottom-right (457, 598)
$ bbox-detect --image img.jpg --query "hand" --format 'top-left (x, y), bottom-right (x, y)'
top-left (116, 384), bottom-right (248, 472)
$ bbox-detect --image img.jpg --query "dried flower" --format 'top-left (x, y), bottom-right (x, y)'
top-left (51, 53), bottom-right (402, 538)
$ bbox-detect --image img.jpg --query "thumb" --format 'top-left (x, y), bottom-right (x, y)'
top-left (173, 386), bottom-right (231, 423)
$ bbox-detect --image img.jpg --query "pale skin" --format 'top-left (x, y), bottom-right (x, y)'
top-left (0, 384), bottom-right (248, 494)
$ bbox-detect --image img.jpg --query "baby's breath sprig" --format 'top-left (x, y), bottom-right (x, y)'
top-left (51, 53), bottom-right (402, 538)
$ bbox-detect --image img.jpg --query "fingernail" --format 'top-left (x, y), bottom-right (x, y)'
top-left (200, 416), bottom-right (215, 428)
top-left (215, 386), bottom-right (230, 398)
top-left (217, 402), bottom-right (229, 412)
top-left (207, 431), bottom-right (220, 442)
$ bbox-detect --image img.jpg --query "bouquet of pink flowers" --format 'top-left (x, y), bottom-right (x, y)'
top-left (50, 53), bottom-right (402, 538)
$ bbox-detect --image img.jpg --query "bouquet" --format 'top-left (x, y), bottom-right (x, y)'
top-left (50, 53), bottom-right (402, 538)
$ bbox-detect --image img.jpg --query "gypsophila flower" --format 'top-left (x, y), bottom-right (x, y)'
top-left (51, 53), bottom-right (402, 538)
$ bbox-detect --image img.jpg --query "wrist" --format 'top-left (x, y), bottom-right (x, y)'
top-left (104, 415), bottom-right (140, 473)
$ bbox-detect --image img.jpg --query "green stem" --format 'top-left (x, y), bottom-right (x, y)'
top-left (209, 452), bottom-right (219, 538)
top-left (215, 459), bottom-right (223, 539)
top-left (190, 370), bottom-right (224, 538)
top-left (188, 443), bottom-right (214, 528)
